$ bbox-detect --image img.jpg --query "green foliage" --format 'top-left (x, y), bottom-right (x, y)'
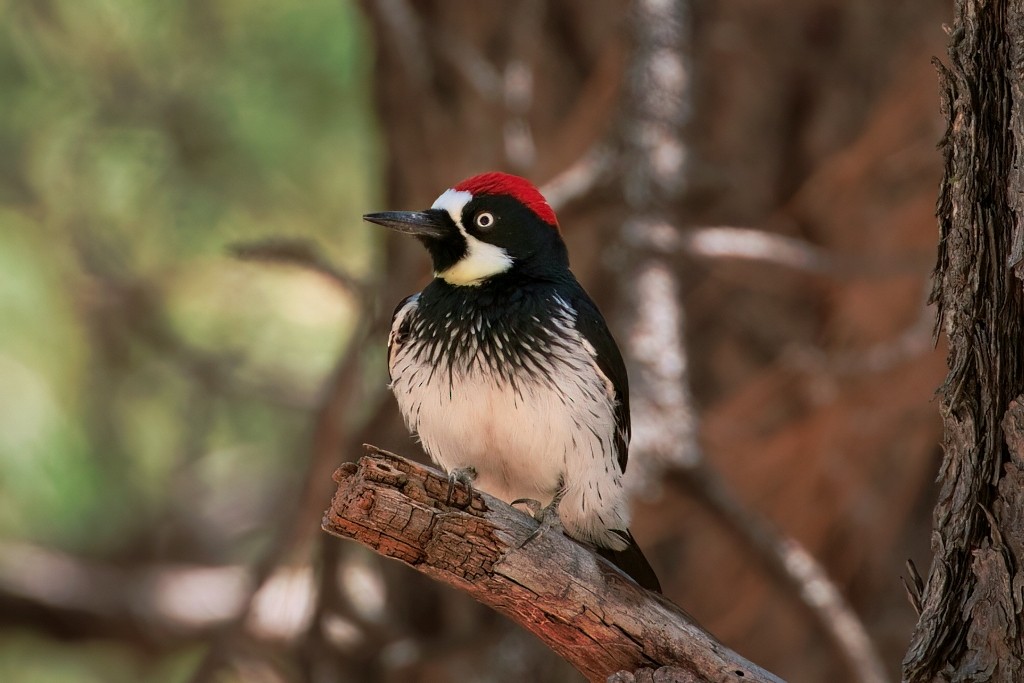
top-left (0, 0), bottom-right (379, 676)
top-left (0, 634), bottom-right (203, 683)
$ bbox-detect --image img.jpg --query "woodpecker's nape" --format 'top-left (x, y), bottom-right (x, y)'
top-left (365, 171), bottom-right (661, 593)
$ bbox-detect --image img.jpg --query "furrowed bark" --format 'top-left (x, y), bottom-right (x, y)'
top-left (903, 0), bottom-right (1024, 679)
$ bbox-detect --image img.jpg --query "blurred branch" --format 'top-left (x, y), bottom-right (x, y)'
top-left (541, 145), bottom-right (615, 211)
top-left (625, 222), bottom-right (930, 279)
top-left (77, 247), bottom-right (318, 411)
top-left (680, 227), bottom-right (932, 278)
top-left (0, 539), bottom-right (333, 662)
top-left (680, 227), bottom-right (847, 273)
top-left (368, 0), bottom-right (432, 88)
top-left (0, 540), bottom-right (249, 647)
top-left (434, 27), bottom-right (502, 101)
top-left (228, 237), bottom-right (367, 297)
top-left (786, 289), bottom-right (935, 376)
top-left (672, 466), bottom-right (889, 683)
top-left (321, 447), bottom-right (784, 683)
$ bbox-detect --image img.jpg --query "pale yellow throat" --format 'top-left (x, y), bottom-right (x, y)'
top-left (438, 238), bottom-right (513, 286)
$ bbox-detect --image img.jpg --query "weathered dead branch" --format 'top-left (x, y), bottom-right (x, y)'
top-left (321, 446), bottom-right (784, 683)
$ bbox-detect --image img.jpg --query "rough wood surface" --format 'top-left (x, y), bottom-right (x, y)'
top-left (903, 0), bottom-right (1024, 680)
top-left (322, 447), bottom-right (784, 683)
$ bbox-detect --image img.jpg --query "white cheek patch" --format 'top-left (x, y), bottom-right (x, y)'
top-left (431, 188), bottom-right (514, 286)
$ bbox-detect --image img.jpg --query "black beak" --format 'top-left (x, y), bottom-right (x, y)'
top-left (363, 210), bottom-right (450, 239)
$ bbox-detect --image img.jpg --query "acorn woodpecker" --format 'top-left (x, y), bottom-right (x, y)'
top-left (364, 172), bottom-right (661, 592)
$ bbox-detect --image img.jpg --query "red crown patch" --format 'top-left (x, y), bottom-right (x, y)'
top-left (453, 172), bottom-right (559, 229)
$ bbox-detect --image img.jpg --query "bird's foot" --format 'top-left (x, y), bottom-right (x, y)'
top-left (445, 466), bottom-right (477, 506)
top-left (511, 493), bottom-right (564, 549)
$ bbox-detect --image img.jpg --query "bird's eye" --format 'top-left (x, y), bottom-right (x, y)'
top-left (474, 212), bottom-right (495, 229)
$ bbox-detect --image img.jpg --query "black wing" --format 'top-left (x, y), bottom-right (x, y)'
top-left (597, 530), bottom-right (662, 592)
top-left (568, 284), bottom-right (631, 474)
top-left (386, 293), bottom-right (420, 383)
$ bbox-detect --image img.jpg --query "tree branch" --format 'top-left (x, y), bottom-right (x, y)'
top-left (321, 446), bottom-right (783, 683)
top-left (671, 465), bottom-right (888, 683)
top-left (0, 540), bottom-right (250, 648)
top-left (227, 237), bottom-right (367, 297)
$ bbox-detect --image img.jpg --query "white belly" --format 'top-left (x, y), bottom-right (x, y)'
top-left (398, 368), bottom-right (570, 503)
top-left (389, 331), bottom-right (630, 550)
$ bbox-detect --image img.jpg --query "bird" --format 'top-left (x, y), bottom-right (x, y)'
top-left (363, 171), bottom-right (661, 592)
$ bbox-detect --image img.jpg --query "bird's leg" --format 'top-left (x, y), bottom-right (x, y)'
top-left (511, 486), bottom-right (566, 549)
top-left (445, 466), bottom-right (477, 506)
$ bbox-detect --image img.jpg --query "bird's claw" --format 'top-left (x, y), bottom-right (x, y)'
top-left (511, 497), bottom-right (543, 516)
top-left (445, 466), bottom-right (477, 506)
top-left (512, 495), bottom-right (564, 549)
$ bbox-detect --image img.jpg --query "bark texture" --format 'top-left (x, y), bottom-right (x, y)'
top-left (322, 447), bottom-right (783, 683)
top-left (903, 1), bottom-right (1024, 680)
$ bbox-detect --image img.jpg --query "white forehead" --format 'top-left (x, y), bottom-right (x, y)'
top-left (431, 188), bottom-right (473, 225)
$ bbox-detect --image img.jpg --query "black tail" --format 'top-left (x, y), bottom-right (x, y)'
top-left (597, 530), bottom-right (662, 592)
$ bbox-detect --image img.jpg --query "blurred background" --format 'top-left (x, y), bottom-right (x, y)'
top-left (0, 0), bottom-right (951, 681)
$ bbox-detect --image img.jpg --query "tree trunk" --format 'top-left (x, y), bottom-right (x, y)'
top-left (903, 1), bottom-right (1024, 680)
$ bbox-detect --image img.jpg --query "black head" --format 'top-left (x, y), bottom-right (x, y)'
top-left (363, 172), bottom-right (569, 286)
